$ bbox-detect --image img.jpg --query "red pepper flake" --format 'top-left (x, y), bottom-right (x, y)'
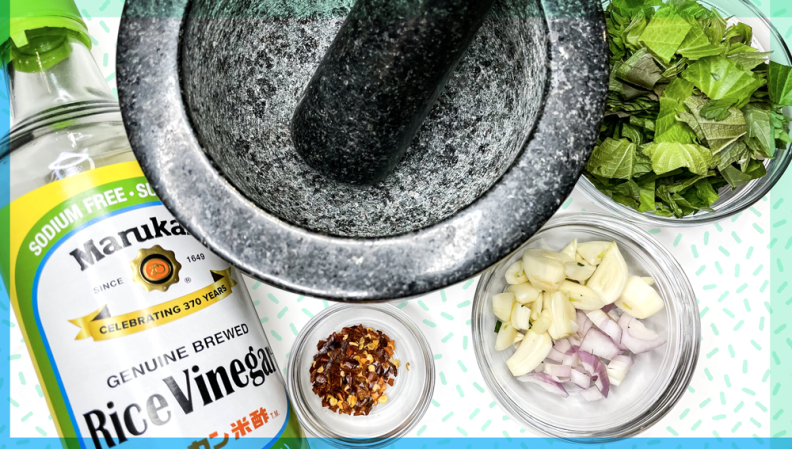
top-left (310, 324), bottom-right (398, 416)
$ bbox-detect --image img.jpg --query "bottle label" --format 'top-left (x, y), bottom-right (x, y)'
top-left (5, 162), bottom-right (302, 449)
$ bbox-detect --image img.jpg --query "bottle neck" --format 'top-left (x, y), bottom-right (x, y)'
top-left (6, 29), bottom-right (115, 126)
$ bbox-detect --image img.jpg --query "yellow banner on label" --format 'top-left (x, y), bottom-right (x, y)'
top-left (69, 269), bottom-right (237, 342)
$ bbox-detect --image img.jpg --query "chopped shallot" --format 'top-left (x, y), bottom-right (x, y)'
top-left (579, 328), bottom-right (621, 360)
top-left (576, 310), bottom-right (593, 337)
top-left (544, 363), bottom-right (572, 382)
top-left (554, 338), bottom-right (573, 354)
top-left (580, 386), bottom-right (605, 402)
top-left (577, 350), bottom-right (610, 397)
top-left (618, 314), bottom-right (666, 354)
top-left (585, 309), bottom-right (623, 343)
top-left (546, 347), bottom-right (565, 363)
top-left (570, 368), bottom-right (591, 389)
top-left (561, 352), bottom-right (579, 366)
top-left (517, 373), bottom-right (569, 398)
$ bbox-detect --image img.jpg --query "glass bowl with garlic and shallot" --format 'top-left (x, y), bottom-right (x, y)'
top-left (472, 212), bottom-right (699, 440)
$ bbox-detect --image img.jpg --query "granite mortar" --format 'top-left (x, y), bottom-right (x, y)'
top-left (116, 0), bottom-right (608, 300)
top-left (181, 0), bottom-right (547, 237)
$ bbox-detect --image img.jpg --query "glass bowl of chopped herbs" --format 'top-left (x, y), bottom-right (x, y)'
top-left (578, 0), bottom-right (792, 225)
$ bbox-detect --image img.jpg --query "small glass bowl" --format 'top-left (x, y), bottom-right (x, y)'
top-left (578, 0), bottom-right (792, 226)
top-left (287, 303), bottom-right (434, 447)
top-left (471, 213), bottom-right (700, 440)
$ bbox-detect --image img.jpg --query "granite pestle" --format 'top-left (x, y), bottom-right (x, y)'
top-left (291, 0), bottom-right (497, 185)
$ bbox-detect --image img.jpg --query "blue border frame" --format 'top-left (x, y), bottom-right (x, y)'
top-left (2, 0), bottom-right (12, 439)
top-left (2, 0), bottom-right (791, 446)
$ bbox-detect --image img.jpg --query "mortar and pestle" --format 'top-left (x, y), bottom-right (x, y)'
top-left (116, 0), bottom-right (608, 301)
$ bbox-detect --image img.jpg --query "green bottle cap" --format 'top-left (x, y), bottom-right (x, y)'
top-left (4, 0), bottom-right (91, 50)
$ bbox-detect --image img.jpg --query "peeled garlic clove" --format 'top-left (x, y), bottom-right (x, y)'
top-left (586, 243), bottom-right (628, 305)
top-left (531, 295), bottom-right (543, 316)
top-left (495, 322), bottom-right (519, 351)
top-left (505, 261), bottom-right (528, 285)
top-left (565, 293), bottom-right (577, 324)
top-left (523, 249), bottom-right (566, 292)
top-left (542, 291), bottom-right (553, 314)
top-left (576, 241), bottom-right (611, 266)
top-left (615, 275), bottom-right (665, 319)
top-left (510, 302), bottom-right (520, 326)
top-left (529, 296), bottom-right (542, 321)
top-left (493, 292), bottom-right (516, 322)
top-left (641, 277), bottom-right (655, 286)
top-left (531, 309), bottom-right (552, 334)
top-left (506, 282), bottom-right (541, 305)
top-left (548, 291), bottom-right (574, 340)
top-left (511, 302), bottom-right (532, 330)
top-left (558, 280), bottom-right (605, 311)
top-left (560, 239), bottom-right (578, 260)
top-left (513, 332), bottom-right (525, 347)
top-left (564, 261), bottom-right (596, 283)
top-left (506, 330), bottom-right (553, 376)
top-left (527, 248), bottom-right (575, 264)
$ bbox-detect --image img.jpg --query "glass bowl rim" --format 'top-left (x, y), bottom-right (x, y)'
top-left (471, 212), bottom-right (701, 440)
top-left (580, 0), bottom-right (792, 227)
top-left (286, 303), bottom-right (436, 445)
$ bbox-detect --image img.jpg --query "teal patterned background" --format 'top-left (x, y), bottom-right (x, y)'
top-left (4, 0), bottom-right (792, 441)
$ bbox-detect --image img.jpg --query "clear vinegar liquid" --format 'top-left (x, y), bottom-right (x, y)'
top-left (8, 115), bottom-right (136, 202)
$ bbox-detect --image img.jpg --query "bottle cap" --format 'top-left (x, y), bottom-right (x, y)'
top-left (4, 0), bottom-right (91, 50)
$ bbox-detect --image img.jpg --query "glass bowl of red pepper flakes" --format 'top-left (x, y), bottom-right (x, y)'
top-left (287, 303), bottom-right (435, 445)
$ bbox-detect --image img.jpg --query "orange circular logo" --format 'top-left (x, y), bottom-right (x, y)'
top-left (131, 245), bottom-right (181, 292)
top-left (141, 256), bottom-right (173, 283)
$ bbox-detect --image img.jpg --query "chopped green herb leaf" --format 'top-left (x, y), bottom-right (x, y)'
top-left (681, 55), bottom-right (764, 105)
top-left (676, 18), bottom-right (723, 60)
top-left (639, 16), bottom-right (692, 64)
top-left (642, 142), bottom-right (712, 175)
top-left (742, 104), bottom-right (775, 158)
top-left (677, 96), bottom-right (747, 153)
top-left (699, 98), bottom-right (738, 121)
top-left (726, 44), bottom-right (771, 71)
top-left (654, 78), bottom-right (696, 143)
top-left (616, 48), bottom-right (663, 89)
top-left (637, 179), bottom-right (657, 212)
top-left (586, 138), bottom-right (640, 179)
top-left (703, 11), bottom-right (727, 46)
top-left (694, 178), bottom-right (720, 206)
top-left (720, 165), bottom-right (754, 189)
top-left (714, 140), bottom-right (750, 171)
top-left (769, 61), bottom-right (792, 106)
top-left (724, 23), bottom-right (752, 46)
